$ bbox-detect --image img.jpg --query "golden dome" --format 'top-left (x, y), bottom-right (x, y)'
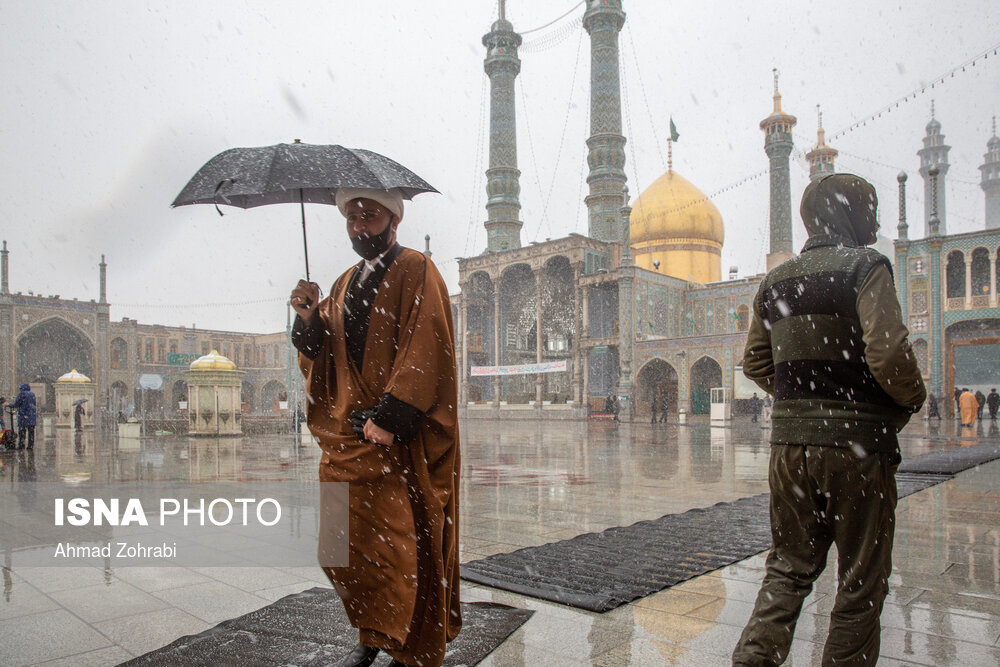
top-left (190, 349), bottom-right (237, 371)
top-left (57, 369), bottom-right (91, 383)
top-left (630, 170), bottom-right (724, 283)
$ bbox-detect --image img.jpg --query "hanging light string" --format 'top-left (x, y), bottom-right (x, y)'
top-left (532, 28), bottom-right (586, 242)
top-left (620, 39), bottom-right (647, 212)
top-left (520, 1), bottom-right (585, 34)
top-left (516, 77), bottom-right (547, 243)
top-left (115, 297), bottom-right (288, 310)
top-left (828, 40), bottom-right (1000, 142)
top-left (575, 101), bottom-right (590, 234)
top-left (464, 74), bottom-right (489, 258)
top-left (624, 23), bottom-right (666, 172)
top-left (793, 132), bottom-right (984, 188)
top-left (520, 16), bottom-right (583, 53)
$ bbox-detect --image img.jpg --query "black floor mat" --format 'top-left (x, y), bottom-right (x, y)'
top-left (120, 587), bottom-right (532, 667)
top-left (898, 442), bottom-right (1000, 475)
top-left (462, 494), bottom-right (773, 612)
top-left (462, 445), bottom-right (993, 613)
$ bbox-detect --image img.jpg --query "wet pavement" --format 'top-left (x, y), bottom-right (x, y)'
top-left (0, 416), bottom-right (998, 665)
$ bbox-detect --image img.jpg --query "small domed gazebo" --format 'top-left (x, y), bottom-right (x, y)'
top-left (54, 369), bottom-right (95, 429)
top-left (184, 350), bottom-right (245, 436)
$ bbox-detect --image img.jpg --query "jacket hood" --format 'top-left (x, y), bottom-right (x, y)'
top-left (19, 383), bottom-right (30, 391)
top-left (799, 173), bottom-right (878, 247)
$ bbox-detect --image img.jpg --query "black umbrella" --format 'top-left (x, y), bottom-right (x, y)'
top-left (171, 141), bottom-right (438, 280)
top-left (72, 398), bottom-right (88, 406)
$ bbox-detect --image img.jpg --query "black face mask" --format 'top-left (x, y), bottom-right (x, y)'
top-left (351, 223), bottom-right (394, 260)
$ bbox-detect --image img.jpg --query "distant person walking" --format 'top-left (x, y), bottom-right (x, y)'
top-left (735, 173), bottom-right (925, 666)
top-left (749, 392), bottom-right (762, 423)
top-left (650, 394), bottom-right (658, 424)
top-left (975, 390), bottom-right (986, 420)
top-left (926, 392), bottom-right (941, 420)
top-left (659, 393), bottom-right (668, 422)
top-left (74, 403), bottom-right (84, 432)
top-left (987, 388), bottom-right (1000, 420)
top-left (960, 388), bottom-right (979, 427)
top-left (954, 387), bottom-right (962, 419)
top-left (11, 384), bottom-right (36, 451)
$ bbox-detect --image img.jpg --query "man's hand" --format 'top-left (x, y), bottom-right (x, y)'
top-left (290, 280), bottom-right (320, 320)
top-left (363, 419), bottom-right (395, 447)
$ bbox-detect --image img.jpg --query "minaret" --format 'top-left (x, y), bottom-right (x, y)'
top-left (99, 254), bottom-right (107, 303)
top-left (583, 0), bottom-right (627, 243)
top-left (482, 0), bottom-right (523, 252)
top-left (980, 116), bottom-right (1000, 229)
top-left (760, 69), bottom-right (797, 271)
top-left (1, 241), bottom-right (8, 294)
top-left (896, 172), bottom-right (909, 241)
top-left (806, 105), bottom-right (838, 181)
top-left (928, 166), bottom-right (941, 236)
top-left (917, 101), bottom-right (951, 236)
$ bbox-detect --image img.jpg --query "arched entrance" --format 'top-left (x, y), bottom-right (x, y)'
top-left (690, 356), bottom-right (722, 414)
top-left (261, 380), bottom-right (286, 412)
top-left (110, 381), bottom-right (129, 415)
top-left (17, 318), bottom-right (95, 413)
top-left (635, 359), bottom-right (679, 419)
top-left (241, 380), bottom-right (256, 412)
top-left (465, 271), bottom-right (496, 402)
top-left (946, 319), bottom-right (1000, 415)
top-left (172, 380), bottom-right (188, 410)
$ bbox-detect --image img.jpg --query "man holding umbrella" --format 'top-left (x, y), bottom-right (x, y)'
top-left (290, 188), bottom-right (461, 667)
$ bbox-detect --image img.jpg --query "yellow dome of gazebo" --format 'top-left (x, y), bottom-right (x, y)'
top-left (630, 170), bottom-right (724, 284)
top-left (56, 369), bottom-right (92, 383)
top-left (189, 350), bottom-right (237, 371)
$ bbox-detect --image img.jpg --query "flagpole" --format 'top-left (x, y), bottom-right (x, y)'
top-left (667, 137), bottom-right (673, 172)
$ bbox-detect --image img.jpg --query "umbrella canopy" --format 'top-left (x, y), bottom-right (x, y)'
top-left (172, 142), bottom-right (437, 208)
top-left (172, 141), bottom-right (438, 280)
top-left (72, 398), bottom-right (89, 406)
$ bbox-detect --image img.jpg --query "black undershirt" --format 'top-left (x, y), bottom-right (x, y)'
top-left (291, 244), bottom-right (423, 443)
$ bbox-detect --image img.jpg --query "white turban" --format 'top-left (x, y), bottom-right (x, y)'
top-left (335, 188), bottom-right (404, 221)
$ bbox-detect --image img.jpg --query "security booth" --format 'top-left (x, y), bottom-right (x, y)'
top-left (710, 386), bottom-right (731, 421)
top-left (53, 369), bottom-right (95, 429)
top-left (185, 350), bottom-right (245, 436)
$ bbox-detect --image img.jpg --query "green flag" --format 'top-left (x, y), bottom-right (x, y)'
top-left (669, 117), bottom-right (680, 142)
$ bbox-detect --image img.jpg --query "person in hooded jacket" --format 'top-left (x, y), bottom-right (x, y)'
top-left (733, 174), bottom-right (925, 667)
top-left (11, 384), bottom-right (37, 450)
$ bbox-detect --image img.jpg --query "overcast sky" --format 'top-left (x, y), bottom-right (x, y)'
top-left (3, 1), bottom-right (998, 333)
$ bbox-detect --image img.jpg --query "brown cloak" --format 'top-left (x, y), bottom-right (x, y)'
top-left (299, 248), bottom-right (461, 667)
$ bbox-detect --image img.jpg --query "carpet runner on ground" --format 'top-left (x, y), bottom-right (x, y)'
top-left (461, 444), bottom-right (999, 612)
top-left (121, 587), bottom-right (533, 667)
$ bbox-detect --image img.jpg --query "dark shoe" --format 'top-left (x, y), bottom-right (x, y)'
top-left (340, 644), bottom-right (380, 667)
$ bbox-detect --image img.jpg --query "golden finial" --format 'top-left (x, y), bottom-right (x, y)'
top-left (772, 68), bottom-right (782, 113)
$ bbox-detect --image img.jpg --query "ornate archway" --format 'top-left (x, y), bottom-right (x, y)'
top-left (635, 358), bottom-right (679, 419)
top-left (690, 356), bottom-right (722, 414)
top-left (261, 380), bottom-right (287, 412)
top-left (17, 317), bottom-right (95, 413)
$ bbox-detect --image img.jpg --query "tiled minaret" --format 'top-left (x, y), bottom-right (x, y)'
top-left (806, 105), bottom-right (838, 181)
top-left (583, 0), bottom-right (627, 243)
top-left (980, 116), bottom-right (1000, 229)
top-left (918, 102), bottom-right (951, 236)
top-left (760, 70), bottom-right (797, 271)
top-left (1, 240), bottom-right (8, 294)
top-left (482, 0), bottom-right (523, 252)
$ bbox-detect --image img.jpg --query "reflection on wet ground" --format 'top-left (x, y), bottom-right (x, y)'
top-left (0, 418), bottom-right (998, 664)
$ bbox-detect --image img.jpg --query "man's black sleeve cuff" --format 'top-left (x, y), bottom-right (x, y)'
top-left (291, 313), bottom-right (325, 360)
top-left (372, 393), bottom-right (425, 445)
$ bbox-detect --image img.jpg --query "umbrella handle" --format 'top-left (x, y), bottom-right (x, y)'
top-left (300, 189), bottom-right (310, 282)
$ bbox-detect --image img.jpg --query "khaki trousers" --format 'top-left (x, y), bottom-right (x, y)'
top-left (732, 444), bottom-right (897, 666)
